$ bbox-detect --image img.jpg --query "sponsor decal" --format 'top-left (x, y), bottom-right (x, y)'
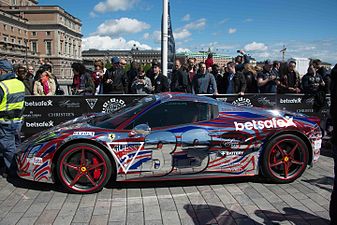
top-left (257, 97), bottom-right (275, 106)
top-left (280, 98), bottom-right (302, 104)
top-left (109, 133), bottom-right (116, 141)
top-left (30, 157), bottom-right (43, 166)
top-left (102, 98), bottom-right (126, 113)
top-left (234, 117), bottom-right (296, 131)
top-left (218, 151), bottom-right (244, 156)
top-left (73, 131), bottom-right (95, 136)
top-left (216, 98), bottom-right (228, 102)
top-left (107, 142), bottom-right (145, 173)
top-left (48, 112), bottom-right (75, 117)
top-left (86, 98), bottom-right (98, 110)
top-left (23, 111), bottom-right (42, 118)
top-left (25, 100), bottom-right (53, 107)
top-left (221, 139), bottom-right (240, 148)
top-left (232, 97), bottom-right (253, 107)
top-left (296, 109), bottom-right (314, 113)
top-left (58, 100), bottom-right (80, 108)
top-left (26, 121), bottom-right (54, 128)
top-left (305, 98), bottom-right (314, 106)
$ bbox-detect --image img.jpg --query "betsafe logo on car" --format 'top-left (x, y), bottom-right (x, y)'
top-left (234, 116), bottom-right (297, 131)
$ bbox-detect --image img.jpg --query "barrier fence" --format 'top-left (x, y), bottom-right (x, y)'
top-left (22, 94), bottom-right (331, 138)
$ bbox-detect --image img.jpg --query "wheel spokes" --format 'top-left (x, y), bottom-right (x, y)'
top-left (80, 149), bottom-right (86, 165)
top-left (88, 162), bottom-right (105, 171)
top-left (63, 162), bottom-right (78, 170)
top-left (288, 143), bottom-right (299, 157)
top-left (291, 159), bottom-right (304, 166)
top-left (270, 160), bottom-right (283, 168)
top-left (85, 174), bottom-right (98, 187)
top-left (283, 162), bottom-right (289, 179)
top-left (275, 144), bottom-right (286, 157)
top-left (70, 172), bottom-right (84, 187)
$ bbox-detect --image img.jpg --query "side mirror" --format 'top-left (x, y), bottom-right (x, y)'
top-left (129, 124), bottom-right (151, 137)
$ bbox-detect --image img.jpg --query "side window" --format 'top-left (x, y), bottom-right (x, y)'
top-left (127, 101), bottom-right (215, 129)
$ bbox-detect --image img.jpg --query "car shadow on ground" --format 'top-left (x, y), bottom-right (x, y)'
top-left (107, 176), bottom-right (267, 190)
top-left (184, 204), bottom-right (330, 225)
top-left (302, 176), bottom-right (334, 193)
top-left (5, 176), bottom-right (68, 193)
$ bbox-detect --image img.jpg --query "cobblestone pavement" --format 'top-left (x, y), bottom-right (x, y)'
top-left (0, 150), bottom-right (334, 225)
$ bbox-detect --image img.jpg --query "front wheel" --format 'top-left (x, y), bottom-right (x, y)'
top-left (261, 134), bottom-right (308, 183)
top-left (56, 143), bottom-right (112, 193)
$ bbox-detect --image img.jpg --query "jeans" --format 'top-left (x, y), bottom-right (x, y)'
top-left (331, 145), bottom-right (337, 225)
top-left (0, 121), bottom-right (22, 171)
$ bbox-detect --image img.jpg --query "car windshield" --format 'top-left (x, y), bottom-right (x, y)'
top-left (88, 95), bottom-right (156, 129)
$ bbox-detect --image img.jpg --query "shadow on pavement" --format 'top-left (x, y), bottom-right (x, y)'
top-left (302, 176), bottom-right (334, 193)
top-left (184, 204), bottom-right (330, 225)
top-left (107, 175), bottom-right (267, 190)
top-left (5, 176), bottom-right (68, 193)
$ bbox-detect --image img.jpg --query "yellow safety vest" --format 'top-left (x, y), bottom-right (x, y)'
top-left (0, 78), bottom-right (25, 121)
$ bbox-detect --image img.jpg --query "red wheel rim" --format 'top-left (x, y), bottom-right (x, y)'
top-left (59, 145), bottom-right (108, 193)
top-left (267, 138), bottom-right (307, 181)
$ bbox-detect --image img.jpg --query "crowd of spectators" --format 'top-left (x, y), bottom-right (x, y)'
top-left (6, 54), bottom-right (335, 98)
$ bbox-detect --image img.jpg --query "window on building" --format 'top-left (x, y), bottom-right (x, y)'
top-left (11, 0), bottom-right (16, 5)
top-left (45, 41), bottom-right (52, 55)
top-left (3, 36), bottom-right (8, 42)
top-left (11, 26), bottom-right (14, 32)
top-left (3, 24), bottom-right (7, 30)
top-left (46, 31), bottom-right (51, 36)
top-left (11, 38), bottom-right (15, 43)
top-left (31, 41), bottom-right (37, 53)
top-left (32, 31), bottom-right (36, 36)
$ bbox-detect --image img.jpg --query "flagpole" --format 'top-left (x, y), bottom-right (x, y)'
top-left (162, 0), bottom-right (168, 77)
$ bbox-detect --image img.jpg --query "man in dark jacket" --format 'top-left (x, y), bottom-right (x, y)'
top-left (152, 63), bottom-right (169, 93)
top-left (16, 65), bottom-right (34, 95)
top-left (223, 62), bottom-right (246, 95)
top-left (103, 56), bottom-right (128, 94)
top-left (330, 64), bottom-right (337, 225)
top-left (170, 59), bottom-right (189, 92)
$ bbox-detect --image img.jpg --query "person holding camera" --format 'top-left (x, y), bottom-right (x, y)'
top-left (278, 61), bottom-right (301, 94)
top-left (257, 60), bottom-right (278, 93)
top-left (131, 67), bottom-right (153, 94)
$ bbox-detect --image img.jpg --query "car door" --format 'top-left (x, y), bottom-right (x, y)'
top-left (126, 100), bottom-right (216, 177)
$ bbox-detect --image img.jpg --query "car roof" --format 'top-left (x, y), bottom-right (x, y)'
top-left (155, 92), bottom-right (218, 105)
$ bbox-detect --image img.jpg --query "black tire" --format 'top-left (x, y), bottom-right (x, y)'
top-left (56, 143), bottom-right (112, 193)
top-left (261, 134), bottom-right (309, 183)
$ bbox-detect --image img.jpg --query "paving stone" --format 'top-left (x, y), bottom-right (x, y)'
top-left (90, 214), bottom-right (109, 225)
top-left (73, 206), bottom-right (94, 223)
top-left (0, 212), bottom-right (24, 225)
top-left (35, 209), bottom-right (59, 225)
top-left (127, 211), bottom-right (144, 225)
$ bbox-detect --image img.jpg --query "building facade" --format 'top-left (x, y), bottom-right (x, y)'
top-left (0, 0), bottom-right (82, 81)
top-left (176, 52), bottom-right (233, 67)
top-left (82, 48), bottom-right (162, 70)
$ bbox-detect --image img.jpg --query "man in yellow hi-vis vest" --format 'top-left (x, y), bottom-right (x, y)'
top-left (0, 59), bottom-right (25, 178)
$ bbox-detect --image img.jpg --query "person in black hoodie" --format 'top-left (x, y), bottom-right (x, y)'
top-left (330, 63), bottom-right (337, 225)
top-left (151, 63), bottom-right (169, 93)
top-left (170, 59), bottom-right (189, 92)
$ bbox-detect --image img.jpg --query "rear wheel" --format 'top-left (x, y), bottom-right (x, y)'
top-left (56, 143), bottom-right (112, 193)
top-left (261, 134), bottom-right (308, 183)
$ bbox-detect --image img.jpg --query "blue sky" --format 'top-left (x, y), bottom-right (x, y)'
top-left (39, 0), bottom-right (337, 63)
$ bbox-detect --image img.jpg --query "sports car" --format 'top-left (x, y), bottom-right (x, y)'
top-left (17, 93), bottom-right (322, 193)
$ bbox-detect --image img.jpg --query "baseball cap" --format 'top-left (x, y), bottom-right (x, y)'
top-left (111, 56), bottom-right (120, 64)
top-left (0, 59), bottom-right (13, 72)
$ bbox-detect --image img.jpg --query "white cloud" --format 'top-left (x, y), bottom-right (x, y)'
top-left (89, 12), bottom-right (97, 18)
top-left (228, 28), bottom-right (237, 34)
top-left (244, 42), bottom-right (268, 51)
top-left (184, 18), bottom-right (207, 30)
top-left (177, 48), bottom-right (191, 53)
top-left (219, 18), bottom-right (229, 24)
top-left (182, 14), bottom-right (191, 22)
top-left (94, 0), bottom-right (138, 13)
top-left (82, 35), bottom-right (152, 50)
top-left (244, 18), bottom-right (253, 23)
top-left (174, 29), bottom-right (191, 40)
top-left (93, 18), bottom-right (150, 36)
top-left (143, 30), bottom-right (161, 43)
